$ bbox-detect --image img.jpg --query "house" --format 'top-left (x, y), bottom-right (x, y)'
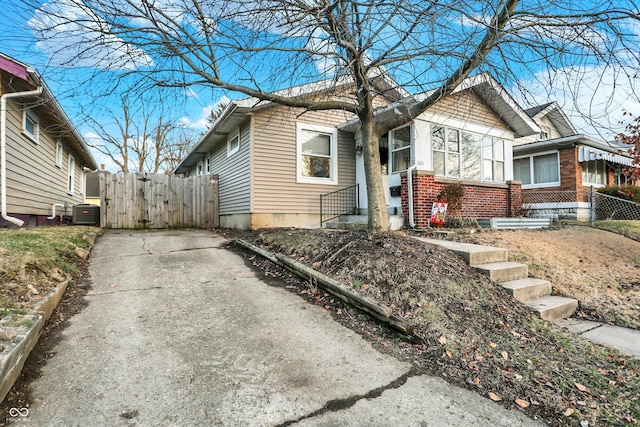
top-left (513, 102), bottom-right (637, 219)
top-left (0, 53), bottom-right (97, 227)
top-left (175, 73), bottom-right (541, 230)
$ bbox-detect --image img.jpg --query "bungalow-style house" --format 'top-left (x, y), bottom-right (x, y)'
top-left (175, 73), bottom-right (541, 230)
top-left (0, 53), bottom-right (97, 227)
top-left (513, 102), bottom-right (637, 219)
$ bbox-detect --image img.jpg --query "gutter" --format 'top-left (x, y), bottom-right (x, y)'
top-left (1, 86), bottom-right (43, 227)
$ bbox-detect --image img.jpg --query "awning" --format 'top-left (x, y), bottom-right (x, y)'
top-left (578, 145), bottom-right (634, 167)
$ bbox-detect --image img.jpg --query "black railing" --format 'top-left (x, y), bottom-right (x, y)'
top-left (320, 184), bottom-right (359, 227)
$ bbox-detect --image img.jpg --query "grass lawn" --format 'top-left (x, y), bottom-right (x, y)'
top-left (0, 226), bottom-right (97, 317)
top-left (595, 220), bottom-right (640, 241)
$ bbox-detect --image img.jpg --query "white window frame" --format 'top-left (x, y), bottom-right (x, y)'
top-left (227, 131), bottom-right (240, 157)
top-left (56, 139), bottom-right (63, 168)
top-left (390, 125), bottom-right (413, 174)
top-left (514, 150), bottom-right (561, 189)
top-left (431, 124), bottom-right (506, 183)
top-left (205, 156), bottom-right (211, 174)
top-left (296, 123), bottom-right (338, 185)
top-left (23, 109), bottom-right (40, 144)
top-left (67, 155), bottom-right (75, 195)
top-left (581, 159), bottom-right (607, 187)
top-left (196, 160), bottom-right (203, 176)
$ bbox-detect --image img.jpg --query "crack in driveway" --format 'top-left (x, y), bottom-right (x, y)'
top-left (87, 286), bottom-right (163, 296)
top-left (275, 368), bottom-right (420, 426)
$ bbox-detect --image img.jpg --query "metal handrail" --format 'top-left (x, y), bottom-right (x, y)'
top-left (320, 184), bottom-right (359, 227)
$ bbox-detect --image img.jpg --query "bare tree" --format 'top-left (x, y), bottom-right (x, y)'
top-left (85, 97), bottom-right (194, 174)
top-left (16, 0), bottom-right (640, 231)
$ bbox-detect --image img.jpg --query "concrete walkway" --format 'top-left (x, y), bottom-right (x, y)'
top-left (23, 230), bottom-right (543, 426)
top-left (556, 319), bottom-right (640, 357)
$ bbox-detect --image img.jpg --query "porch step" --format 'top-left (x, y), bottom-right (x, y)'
top-left (418, 239), bottom-right (508, 265)
top-left (525, 296), bottom-right (579, 322)
top-left (475, 262), bottom-right (528, 283)
top-left (501, 278), bottom-right (552, 302)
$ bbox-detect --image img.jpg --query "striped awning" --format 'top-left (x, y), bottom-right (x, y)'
top-left (578, 145), bottom-right (634, 167)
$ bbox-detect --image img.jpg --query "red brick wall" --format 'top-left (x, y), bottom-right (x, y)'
top-left (400, 170), bottom-right (522, 228)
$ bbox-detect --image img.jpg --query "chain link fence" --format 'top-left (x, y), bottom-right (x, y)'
top-left (522, 187), bottom-right (640, 225)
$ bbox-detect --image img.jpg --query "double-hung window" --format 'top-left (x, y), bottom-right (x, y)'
top-left (390, 125), bottom-right (412, 173)
top-left (513, 152), bottom-right (560, 188)
top-left (432, 125), bottom-right (504, 182)
top-left (297, 123), bottom-right (338, 184)
top-left (23, 109), bottom-right (40, 143)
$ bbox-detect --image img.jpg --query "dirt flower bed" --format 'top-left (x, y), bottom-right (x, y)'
top-left (226, 228), bottom-right (639, 427)
top-left (444, 225), bottom-right (640, 330)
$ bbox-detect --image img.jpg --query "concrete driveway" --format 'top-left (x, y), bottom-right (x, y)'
top-left (25, 230), bottom-right (544, 426)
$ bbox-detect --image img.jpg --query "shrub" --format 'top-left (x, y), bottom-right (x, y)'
top-left (436, 183), bottom-right (466, 217)
top-left (597, 186), bottom-right (640, 203)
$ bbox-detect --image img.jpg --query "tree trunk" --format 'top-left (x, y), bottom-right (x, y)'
top-left (360, 110), bottom-right (390, 233)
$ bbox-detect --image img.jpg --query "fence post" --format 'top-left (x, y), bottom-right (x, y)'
top-left (589, 185), bottom-right (594, 227)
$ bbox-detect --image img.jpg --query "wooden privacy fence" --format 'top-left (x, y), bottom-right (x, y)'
top-left (99, 172), bottom-right (219, 229)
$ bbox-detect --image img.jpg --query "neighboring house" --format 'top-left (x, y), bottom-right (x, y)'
top-left (513, 102), bottom-right (637, 219)
top-left (176, 73), bottom-right (542, 230)
top-left (0, 53), bottom-right (97, 227)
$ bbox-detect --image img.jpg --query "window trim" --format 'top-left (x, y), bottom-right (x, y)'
top-left (514, 150), bottom-right (561, 189)
top-left (67, 154), bottom-right (75, 195)
top-left (227, 131), bottom-right (240, 157)
top-left (56, 139), bottom-right (63, 168)
top-left (296, 122), bottom-right (338, 185)
top-left (23, 109), bottom-right (40, 144)
top-left (389, 124), bottom-right (413, 174)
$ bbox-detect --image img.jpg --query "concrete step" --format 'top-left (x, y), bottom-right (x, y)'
top-left (474, 262), bottom-right (528, 283)
top-left (417, 239), bottom-right (508, 266)
top-left (525, 296), bottom-right (579, 322)
top-left (500, 278), bottom-right (552, 302)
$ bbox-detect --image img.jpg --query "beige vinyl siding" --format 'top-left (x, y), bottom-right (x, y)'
top-left (538, 116), bottom-right (563, 139)
top-left (428, 89), bottom-right (510, 132)
top-left (209, 122), bottom-right (251, 215)
top-left (251, 106), bottom-right (356, 214)
top-left (3, 99), bottom-right (85, 215)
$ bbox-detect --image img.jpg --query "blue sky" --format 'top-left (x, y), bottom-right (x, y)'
top-left (1, 0), bottom-right (639, 172)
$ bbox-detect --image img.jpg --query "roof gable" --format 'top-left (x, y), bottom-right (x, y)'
top-left (525, 101), bottom-right (577, 137)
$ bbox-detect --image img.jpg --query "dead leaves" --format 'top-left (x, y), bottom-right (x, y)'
top-left (488, 392), bottom-right (501, 401)
top-left (501, 351), bottom-right (509, 360)
top-left (515, 398), bottom-right (530, 408)
top-left (574, 383), bottom-right (591, 394)
top-left (564, 408), bottom-right (575, 417)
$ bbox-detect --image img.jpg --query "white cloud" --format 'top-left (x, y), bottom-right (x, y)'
top-left (515, 65), bottom-right (640, 141)
top-left (29, 0), bottom-right (153, 70)
top-left (179, 96), bottom-right (231, 130)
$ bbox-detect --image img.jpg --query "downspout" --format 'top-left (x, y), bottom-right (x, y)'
top-left (1, 87), bottom-right (44, 227)
top-left (47, 203), bottom-right (66, 220)
top-left (406, 164), bottom-right (417, 228)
